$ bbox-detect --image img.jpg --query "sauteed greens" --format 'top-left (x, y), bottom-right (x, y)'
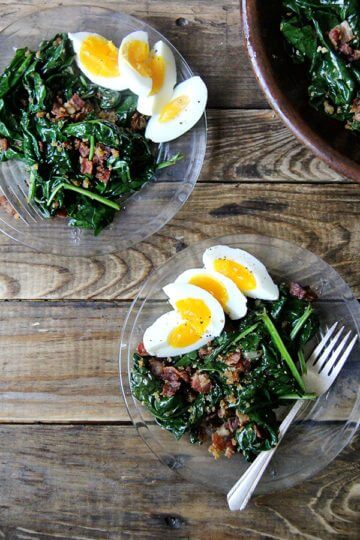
top-left (281, 0), bottom-right (360, 132)
top-left (0, 33), bottom-right (180, 234)
top-left (131, 283), bottom-right (318, 462)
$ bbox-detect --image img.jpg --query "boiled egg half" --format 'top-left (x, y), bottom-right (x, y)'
top-left (68, 32), bottom-right (127, 90)
top-left (175, 268), bottom-right (247, 320)
top-left (145, 76), bottom-right (207, 142)
top-left (137, 40), bottom-right (177, 116)
top-left (143, 283), bottom-right (225, 357)
top-left (118, 30), bottom-right (152, 97)
top-left (203, 245), bottom-right (279, 301)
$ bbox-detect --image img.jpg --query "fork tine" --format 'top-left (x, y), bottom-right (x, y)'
top-left (307, 322), bottom-right (338, 365)
top-left (320, 330), bottom-right (351, 372)
top-left (313, 326), bottom-right (345, 368)
top-left (327, 335), bottom-right (357, 382)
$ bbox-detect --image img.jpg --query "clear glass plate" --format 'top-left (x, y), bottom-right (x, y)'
top-left (119, 234), bottom-right (360, 494)
top-left (0, 5), bottom-right (206, 256)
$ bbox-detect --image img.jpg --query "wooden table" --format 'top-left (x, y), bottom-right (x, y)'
top-left (0, 1), bottom-right (359, 537)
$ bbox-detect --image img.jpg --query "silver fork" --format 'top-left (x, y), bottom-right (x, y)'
top-left (227, 322), bottom-right (357, 511)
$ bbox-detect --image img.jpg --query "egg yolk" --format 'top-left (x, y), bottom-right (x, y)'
top-left (123, 39), bottom-right (152, 77)
top-left (159, 95), bottom-right (190, 123)
top-left (188, 275), bottom-right (229, 308)
top-left (80, 35), bottom-right (120, 78)
top-left (214, 258), bottom-right (256, 292)
top-left (149, 54), bottom-right (165, 95)
top-left (167, 297), bottom-right (211, 348)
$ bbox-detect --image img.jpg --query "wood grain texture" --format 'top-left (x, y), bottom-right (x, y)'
top-left (0, 0), bottom-right (266, 109)
top-left (0, 425), bottom-right (358, 539)
top-left (0, 300), bottom-right (357, 422)
top-left (0, 183), bottom-right (357, 301)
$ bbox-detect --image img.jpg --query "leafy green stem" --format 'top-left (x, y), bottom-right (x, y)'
top-left (47, 182), bottom-right (121, 210)
top-left (88, 135), bottom-right (95, 161)
top-left (260, 309), bottom-right (306, 392)
top-left (27, 168), bottom-right (37, 201)
top-left (290, 304), bottom-right (313, 340)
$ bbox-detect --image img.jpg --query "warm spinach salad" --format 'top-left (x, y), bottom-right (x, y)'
top-left (0, 33), bottom-right (179, 234)
top-left (131, 283), bottom-right (319, 462)
top-left (281, 0), bottom-right (360, 132)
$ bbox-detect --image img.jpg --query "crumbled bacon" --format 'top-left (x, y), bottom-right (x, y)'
top-left (79, 141), bottom-right (90, 157)
top-left (328, 21), bottom-right (359, 61)
top-left (149, 358), bottom-right (164, 377)
top-left (136, 342), bottom-right (149, 356)
top-left (0, 138), bottom-right (9, 151)
top-left (209, 429), bottom-right (236, 459)
top-left (160, 366), bottom-right (190, 397)
top-left (224, 417), bottom-right (239, 433)
top-left (51, 93), bottom-right (92, 121)
top-left (162, 380), bottom-right (181, 397)
top-left (235, 411), bottom-right (250, 427)
top-left (198, 344), bottom-right (213, 359)
top-left (130, 111), bottom-right (147, 131)
top-left (191, 371), bottom-right (212, 394)
top-left (56, 208), bottom-right (67, 218)
top-left (223, 351), bottom-right (241, 366)
top-left (80, 157), bottom-right (93, 175)
top-left (95, 167), bottom-right (111, 184)
top-left (289, 282), bottom-right (317, 301)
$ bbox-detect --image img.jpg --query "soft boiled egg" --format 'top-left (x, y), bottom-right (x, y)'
top-left (143, 283), bottom-right (225, 357)
top-left (118, 30), bottom-right (152, 97)
top-left (203, 245), bottom-right (279, 301)
top-left (145, 76), bottom-right (207, 143)
top-left (175, 268), bottom-right (247, 320)
top-left (137, 40), bottom-right (177, 116)
top-left (68, 32), bottom-right (127, 90)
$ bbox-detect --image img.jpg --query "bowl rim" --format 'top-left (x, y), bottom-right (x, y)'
top-left (119, 232), bottom-right (360, 494)
top-left (0, 4), bottom-right (207, 256)
top-left (241, 0), bottom-right (360, 183)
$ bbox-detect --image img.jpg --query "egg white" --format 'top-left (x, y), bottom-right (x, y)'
top-left (137, 40), bottom-right (177, 116)
top-left (145, 76), bottom-right (207, 142)
top-left (68, 32), bottom-right (127, 91)
top-left (175, 268), bottom-right (247, 320)
top-left (203, 245), bottom-right (279, 301)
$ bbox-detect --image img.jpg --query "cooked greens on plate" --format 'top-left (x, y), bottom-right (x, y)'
top-left (281, 0), bottom-right (360, 132)
top-left (0, 29), bottom-right (207, 234)
top-left (131, 246), bottom-right (319, 462)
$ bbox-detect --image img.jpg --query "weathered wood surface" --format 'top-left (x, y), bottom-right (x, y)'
top-left (0, 425), bottom-right (359, 539)
top-left (0, 183), bottom-right (358, 300)
top-left (1, 300), bottom-right (357, 422)
top-left (0, 0), bottom-right (358, 537)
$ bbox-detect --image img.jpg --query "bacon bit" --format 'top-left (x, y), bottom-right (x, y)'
top-left (224, 441), bottom-right (236, 459)
top-left (162, 366), bottom-right (190, 384)
top-left (149, 358), bottom-right (164, 377)
top-left (289, 282), bottom-right (317, 301)
top-left (162, 380), bottom-right (181, 397)
top-left (218, 399), bottom-right (227, 419)
top-left (69, 93), bottom-right (86, 110)
top-left (51, 97), bottom-right (67, 119)
top-left (130, 111), bottom-right (147, 131)
top-left (95, 168), bottom-right (111, 184)
top-left (351, 98), bottom-right (360, 122)
top-left (329, 21), bottom-right (359, 61)
top-left (52, 94), bottom-right (92, 121)
top-left (224, 368), bottom-right (239, 385)
top-left (79, 142), bottom-right (90, 158)
top-left (224, 417), bottom-right (239, 433)
top-left (35, 111), bottom-right (46, 118)
top-left (235, 411), bottom-right (250, 427)
top-left (223, 351), bottom-right (241, 366)
top-left (198, 344), bottom-right (213, 359)
top-left (191, 371), bottom-right (212, 393)
top-left (0, 195), bottom-right (19, 218)
top-left (136, 342), bottom-right (149, 356)
top-left (56, 208), bottom-right (68, 218)
top-left (0, 138), bottom-right (9, 151)
top-left (80, 157), bottom-right (93, 175)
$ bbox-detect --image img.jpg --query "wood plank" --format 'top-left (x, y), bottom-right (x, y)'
top-left (0, 300), bottom-right (358, 422)
top-left (0, 183), bottom-right (357, 301)
top-left (0, 424), bottom-right (358, 538)
top-left (0, 0), bottom-right (266, 109)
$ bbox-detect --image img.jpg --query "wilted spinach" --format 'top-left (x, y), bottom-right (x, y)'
top-left (281, 0), bottom-right (360, 131)
top-left (130, 284), bottom-right (319, 461)
top-left (0, 33), bottom-right (182, 234)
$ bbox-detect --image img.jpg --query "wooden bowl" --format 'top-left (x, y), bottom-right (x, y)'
top-left (242, 0), bottom-right (360, 182)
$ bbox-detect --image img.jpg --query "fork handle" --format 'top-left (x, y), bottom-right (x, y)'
top-left (227, 400), bottom-right (304, 511)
